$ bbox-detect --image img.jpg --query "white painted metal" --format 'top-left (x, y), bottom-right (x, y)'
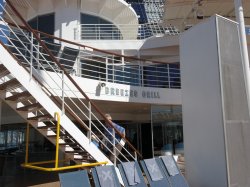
top-left (0, 45), bottom-right (113, 165)
top-left (181, 15), bottom-right (250, 187)
top-left (234, 0), bottom-right (250, 118)
top-left (38, 72), bottom-right (181, 105)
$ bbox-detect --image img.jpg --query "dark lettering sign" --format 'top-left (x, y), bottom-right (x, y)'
top-left (104, 87), bottom-right (160, 99)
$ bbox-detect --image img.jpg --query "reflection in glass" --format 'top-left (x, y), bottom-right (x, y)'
top-left (151, 105), bottom-right (183, 157)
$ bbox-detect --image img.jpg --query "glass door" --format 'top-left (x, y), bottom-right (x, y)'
top-left (151, 105), bottom-right (183, 157)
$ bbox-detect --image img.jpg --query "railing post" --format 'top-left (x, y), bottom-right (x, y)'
top-left (112, 128), bottom-right (116, 166)
top-left (141, 62), bottom-right (144, 87)
top-left (135, 151), bottom-right (137, 161)
top-left (29, 32), bottom-right (33, 79)
top-left (98, 25), bottom-right (100, 40)
top-left (167, 64), bottom-right (170, 88)
top-left (61, 71), bottom-right (65, 115)
top-left (105, 57), bottom-right (108, 82)
top-left (112, 55), bottom-right (115, 83)
top-left (137, 51), bottom-right (142, 86)
top-left (25, 123), bottom-right (30, 164)
top-left (54, 112), bottom-right (61, 169)
top-left (74, 27), bottom-right (77, 40)
top-left (88, 101), bottom-right (92, 143)
top-left (36, 33), bottom-right (40, 70)
top-left (76, 46), bottom-right (81, 76)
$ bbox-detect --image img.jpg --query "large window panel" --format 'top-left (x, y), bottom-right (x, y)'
top-left (151, 105), bottom-right (183, 157)
top-left (80, 13), bottom-right (121, 40)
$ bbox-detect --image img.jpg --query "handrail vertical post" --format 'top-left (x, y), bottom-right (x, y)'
top-left (105, 57), bottom-right (108, 82)
top-left (36, 33), bottom-right (40, 70)
top-left (25, 123), bottom-right (30, 164)
top-left (29, 32), bottom-right (33, 79)
top-left (61, 71), bottom-right (65, 115)
top-left (137, 51), bottom-right (141, 86)
top-left (141, 62), bottom-right (144, 87)
top-left (76, 46), bottom-right (81, 76)
top-left (112, 56), bottom-right (115, 83)
top-left (167, 64), bottom-right (170, 88)
top-left (88, 101), bottom-right (92, 143)
top-left (54, 112), bottom-right (61, 168)
top-left (74, 27), bottom-right (76, 40)
top-left (112, 128), bottom-right (116, 166)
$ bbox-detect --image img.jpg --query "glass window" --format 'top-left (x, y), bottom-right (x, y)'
top-left (151, 105), bottom-right (183, 157)
top-left (28, 13), bottom-right (55, 42)
top-left (81, 59), bottom-right (106, 81)
top-left (80, 13), bottom-right (121, 40)
top-left (143, 64), bottom-right (180, 88)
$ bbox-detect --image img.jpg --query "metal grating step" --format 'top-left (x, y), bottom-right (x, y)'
top-left (0, 64), bottom-right (8, 72)
top-left (65, 150), bottom-right (85, 154)
top-left (27, 114), bottom-right (53, 122)
top-left (5, 91), bottom-right (32, 101)
top-left (0, 78), bottom-right (20, 90)
top-left (37, 123), bottom-right (56, 130)
top-left (0, 68), bottom-right (10, 79)
top-left (47, 134), bottom-right (70, 139)
top-left (59, 142), bottom-right (77, 146)
top-left (17, 102), bottom-right (42, 111)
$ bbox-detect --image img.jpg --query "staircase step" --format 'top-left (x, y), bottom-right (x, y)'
top-left (0, 69), bottom-right (10, 79)
top-left (74, 157), bottom-right (96, 163)
top-left (59, 142), bottom-right (77, 146)
top-left (5, 91), bottom-right (31, 101)
top-left (37, 123), bottom-right (56, 129)
top-left (65, 150), bottom-right (85, 154)
top-left (0, 78), bottom-right (20, 90)
top-left (47, 134), bottom-right (70, 138)
top-left (70, 146), bottom-right (81, 149)
top-left (27, 114), bottom-right (53, 122)
top-left (17, 103), bottom-right (42, 111)
top-left (0, 64), bottom-right (8, 72)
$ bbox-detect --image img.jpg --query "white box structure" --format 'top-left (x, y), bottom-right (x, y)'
top-left (180, 15), bottom-right (250, 187)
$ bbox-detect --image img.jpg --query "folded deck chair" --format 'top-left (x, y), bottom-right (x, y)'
top-left (140, 158), bottom-right (171, 187)
top-left (59, 46), bottom-right (79, 72)
top-left (59, 170), bottom-right (91, 187)
top-left (37, 41), bottom-right (61, 71)
top-left (92, 165), bottom-right (121, 187)
top-left (156, 155), bottom-right (189, 187)
top-left (118, 161), bottom-right (147, 187)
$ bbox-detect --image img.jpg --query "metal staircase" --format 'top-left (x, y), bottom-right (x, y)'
top-left (0, 58), bottom-right (107, 165)
top-left (0, 0), bottom-right (141, 169)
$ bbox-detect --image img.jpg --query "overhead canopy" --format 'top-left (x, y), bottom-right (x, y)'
top-left (163, 0), bottom-right (250, 31)
top-left (3, 0), bottom-right (138, 26)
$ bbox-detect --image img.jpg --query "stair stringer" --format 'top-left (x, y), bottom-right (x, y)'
top-left (0, 45), bottom-right (113, 165)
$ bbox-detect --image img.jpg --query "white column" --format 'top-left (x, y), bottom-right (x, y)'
top-left (234, 0), bottom-right (250, 114)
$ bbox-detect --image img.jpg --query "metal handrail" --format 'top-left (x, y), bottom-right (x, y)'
top-left (3, 21), bottom-right (181, 88)
top-left (22, 113), bottom-right (108, 171)
top-left (0, 21), bottom-right (180, 161)
top-left (2, 0), bottom-right (143, 162)
top-left (77, 23), bottom-right (180, 40)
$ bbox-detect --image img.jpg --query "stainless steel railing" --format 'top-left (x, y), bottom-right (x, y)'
top-left (76, 23), bottom-right (180, 40)
top-left (0, 1), bottom-right (142, 164)
top-left (2, 24), bottom-right (181, 89)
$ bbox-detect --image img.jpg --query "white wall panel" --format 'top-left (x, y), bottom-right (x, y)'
top-left (181, 15), bottom-right (250, 187)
